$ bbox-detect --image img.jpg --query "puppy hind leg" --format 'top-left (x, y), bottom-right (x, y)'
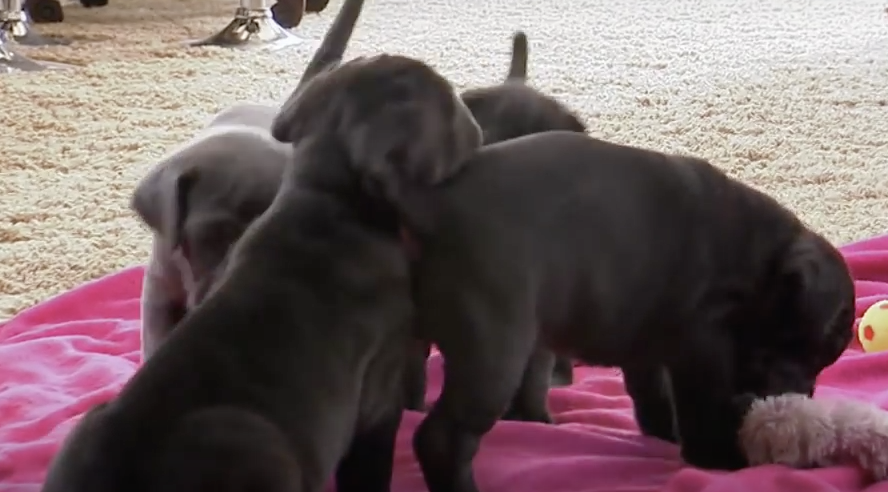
top-left (502, 347), bottom-right (554, 423)
top-left (413, 322), bottom-right (536, 492)
top-left (336, 409), bottom-right (404, 492)
top-left (623, 365), bottom-right (678, 443)
top-left (151, 406), bottom-right (301, 492)
top-left (551, 355), bottom-right (574, 387)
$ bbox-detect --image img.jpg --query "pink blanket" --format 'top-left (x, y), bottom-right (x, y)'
top-left (4, 238), bottom-right (888, 492)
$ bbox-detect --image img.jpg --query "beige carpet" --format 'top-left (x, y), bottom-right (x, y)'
top-left (1, 0), bottom-right (887, 321)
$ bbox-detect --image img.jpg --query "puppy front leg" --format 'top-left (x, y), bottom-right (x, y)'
top-left (412, 300), bottom-right (535, 492)
top-left (415, 334), bottom-right (533, 492)
top-left (668, 345), bottom-right (748, 470)
top-left (336, 410), bottom-right (403, 492)
top-left (551, 355), bottom-right (574, 387)
top-left (140, 273), bottom-right (186, 360)
top-left (502, 347), bottom-right (554, 423)
top-left (140, 241), bottom-right (188, 360)
top-left (623, 365), bottom-right (678, 443)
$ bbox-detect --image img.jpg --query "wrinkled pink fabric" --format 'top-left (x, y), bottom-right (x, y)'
top-left (4, 236), bottom-right (888, 492)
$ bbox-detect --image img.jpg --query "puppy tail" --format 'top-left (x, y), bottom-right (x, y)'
top-left (506, 31), bottom-right (528, 82)
top-left (295, 0), bottom-right (366, 90)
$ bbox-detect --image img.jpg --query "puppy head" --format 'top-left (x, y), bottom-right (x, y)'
top-left (271, 54), bottom-right (482, 198)
top-left (735, 231), bottom-right (855, 398)
top-left (131, 127), bottom-right (287, 307)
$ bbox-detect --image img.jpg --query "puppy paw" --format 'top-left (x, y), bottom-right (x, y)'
top-left (637, 419), bottom-right (679, 444)
top-left (502, 404), bottom-right (553, 424)
top-left (681, 443), bottom-right (748, 471)
top-left (550, 356), bottom-right (574, 387)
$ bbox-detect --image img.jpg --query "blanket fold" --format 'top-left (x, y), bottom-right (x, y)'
top-left (4, 234), bottom-right (888, 492)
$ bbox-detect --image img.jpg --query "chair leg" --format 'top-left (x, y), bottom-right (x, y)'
top-left (186, 0), bottom-right (309, 51)
top-left (0, 30), bottom-right (71, 73)
top-left (1, 0), bottom-right (69, 45)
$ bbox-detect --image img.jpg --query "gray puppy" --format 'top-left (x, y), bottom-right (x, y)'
top-left (132, 0), bottom-right (366, 360)
top-left (41, 53), bottom-right (482, 492)
top-left (271, 60), bottom-right (856, 492)
top-left (460, 31), bottom-right (587, 144)
top-left (461, 31), bottom-right (586, 391)
top-left (407, 32), bottom-right (587, 420)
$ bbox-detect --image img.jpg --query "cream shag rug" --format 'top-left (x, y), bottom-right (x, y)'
top-left (1, 0), bottom-right (887, 321)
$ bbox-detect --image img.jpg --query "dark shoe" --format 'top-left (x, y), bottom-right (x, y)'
top-left (79, 0), bottom-right (108, 8)
top-left (26, 0), bottom-right (64, 24)
top-left (271, 0), bottom-right (304, 29)
top-left (305, 0), bottom-right (329, 13)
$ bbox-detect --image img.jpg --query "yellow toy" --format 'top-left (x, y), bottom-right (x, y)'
top-left (858, 300), bottom-right (888, 353)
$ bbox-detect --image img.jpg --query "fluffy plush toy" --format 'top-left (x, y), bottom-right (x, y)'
top-left (740, 393), bottom-right (888, 480)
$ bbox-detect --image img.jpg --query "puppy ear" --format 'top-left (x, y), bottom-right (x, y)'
top-left (131, 168), bottom-right (198, 250)
top-left (349, 97), bottom-right (482, 195)
top-left (273, 0), bottom-right (366, 142)
top-left (779, 232), bottom-right (855, 363)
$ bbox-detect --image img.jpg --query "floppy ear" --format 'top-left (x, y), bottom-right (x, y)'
top-left (347, 97), bottom-right (482, 195)
top-left (131, 167), bottom-right (198, 250)
top-left (779, 232), bottom-right (855, 360)
top-left (270, 90), bottom-right (313, 144)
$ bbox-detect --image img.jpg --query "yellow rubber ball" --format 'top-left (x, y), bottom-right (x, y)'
top-left (858, 300), bottom-right (888, 353)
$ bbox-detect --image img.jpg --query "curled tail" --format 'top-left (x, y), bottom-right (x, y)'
top-left (506, 31), bottom-right (528, 82)
top-left (295, 0), bottom-right (366, 89)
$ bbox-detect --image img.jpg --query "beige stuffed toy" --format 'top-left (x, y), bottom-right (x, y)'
top-left (740, 393), bottom-right (888, 480)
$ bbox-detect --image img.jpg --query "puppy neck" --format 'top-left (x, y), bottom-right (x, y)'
top-left (281, 134), bottom-right (401, 235)
top-left (286, 134), bottom-right (355, 194)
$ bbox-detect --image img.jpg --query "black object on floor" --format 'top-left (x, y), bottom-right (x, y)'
top-left (271, 0), bottom-right (304, 29)
top-left (305, 0), bottom-right (329, 13)
top-left (25, 0), bottom-right (64, 23)
top-left (79, 0), bottom-right (108, 8)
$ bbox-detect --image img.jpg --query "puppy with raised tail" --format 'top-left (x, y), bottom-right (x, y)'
top-left (462, 30), bottom-right (585, 396)
top-left (132, 0), bottom-right (366, 361)
top-left (408, 31), bottom-right (586, 421)
top-left (272, 57), bottom-right (855, 492)
top-left (42, 51), bottom-right (482, 492)
top-left (460, 31), bottom-right (586, 144)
